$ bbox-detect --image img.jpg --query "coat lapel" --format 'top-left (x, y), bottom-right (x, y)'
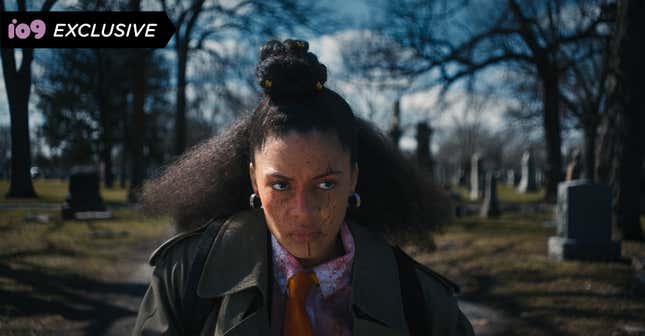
top-left (196, 209), bottom-right (271, 336)
top-left (348, 219), bottom-right (409, 336)
top-left (195, 210), bottom-right (408, 336)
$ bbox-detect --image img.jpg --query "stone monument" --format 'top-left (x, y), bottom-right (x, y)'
top-left (481, 172), bottom-right (501, 218)
top-left (517, 151), bottom-right (537, 193)
top-left (548, 180), bottom-right (621, 261)
top-left (470, 153), bottom-right (484, 200)
top-left (565, 148), bottom-right (583, 181)
top-left (62, 167), bottom-right (111, 220)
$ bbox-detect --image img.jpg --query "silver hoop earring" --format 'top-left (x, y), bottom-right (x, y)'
top-left (249, 193), bottom-right (262, 209)
top-left (348, 192), bottom-right (361, 209)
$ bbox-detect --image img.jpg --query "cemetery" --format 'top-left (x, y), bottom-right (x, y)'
top-left (1, 0), bottom-right (644, 335)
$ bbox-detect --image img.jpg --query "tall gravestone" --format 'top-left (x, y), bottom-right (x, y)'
top-left (565, 149), bottom-right (583, 181)
top-left (481, 172), bottom-right (501, 218)
top-left (506, 169), bottom-right (515, 186)
top-left (388, 99), bottom-right (402, 147)
top-left (548, 180), bottom-right (621, 261)
top-left (517, 151), bottom-right (537, 193)
top-left (470, 154), bottom-right (484, 200)
top-left (62, 167), bottom-right (110, 220)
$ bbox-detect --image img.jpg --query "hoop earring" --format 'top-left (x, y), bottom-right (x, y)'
top-left (249, 193), bottom-right (262, 209)
top-left (348, 192), bottom-right (361, 209)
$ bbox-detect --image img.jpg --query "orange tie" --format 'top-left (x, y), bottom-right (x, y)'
top-left (283, 271), bottom-right (319, 336)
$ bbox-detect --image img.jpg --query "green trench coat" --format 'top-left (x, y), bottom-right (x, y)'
top-left (132, 209), bottom-right (475, 336)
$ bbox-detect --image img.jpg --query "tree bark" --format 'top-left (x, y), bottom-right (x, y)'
top-left (596, 0), bottom-right (644, 240)
top-left (540, 66), bottom-right (563, 203)
top-left (96, 50), bottom-right (114, 188)
top-left (127, 0), bottom-right (147, 202)
top-left (174, 42), bottom-right (188, 156)
top-left (1, 46), bottom-right (37, 198)
top-left (582, 113), bottom-right (598, 183)
top-left (127, 51), bottom-right (147, 202)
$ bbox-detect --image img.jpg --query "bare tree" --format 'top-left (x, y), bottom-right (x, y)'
top-left (356, 0), bottom-right (611, 202)
top-left (161, 0), bottom-right (332, 156)
top-left (0, 0), bottom-right (56, 198)
top-left (595, 0), bottom-right (644, 241)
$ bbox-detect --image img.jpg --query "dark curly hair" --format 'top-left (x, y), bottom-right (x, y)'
top-left (140, 39), bottom-right (451, 238)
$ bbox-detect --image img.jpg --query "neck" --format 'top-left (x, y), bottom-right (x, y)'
top-left (297, 234), bottom-right (345, 268)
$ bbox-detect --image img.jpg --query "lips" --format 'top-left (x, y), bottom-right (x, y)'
top-left (288, 230), bottom-right (323, 243)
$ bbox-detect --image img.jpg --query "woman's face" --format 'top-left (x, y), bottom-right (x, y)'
top-left (249, 130), bottom-right (358, 266)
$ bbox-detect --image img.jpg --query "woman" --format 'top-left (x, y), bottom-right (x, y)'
top-left (132, 39), bottom-right (474, 336)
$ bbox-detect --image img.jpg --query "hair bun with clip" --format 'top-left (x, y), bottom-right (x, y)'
top-left (256, 39), bottom-right (327, 99)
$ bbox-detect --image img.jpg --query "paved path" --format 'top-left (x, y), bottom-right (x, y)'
top-left (459, 300), bottom-right (514, 335)
top-left (101, 263), bottom-right (153, 336)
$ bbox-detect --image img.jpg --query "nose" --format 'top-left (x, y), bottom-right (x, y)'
top-left (290, 188), bottom-right (317, 219)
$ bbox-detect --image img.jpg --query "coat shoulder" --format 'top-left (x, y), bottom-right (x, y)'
top-left (147, 221), bottom-right (211, 266)
top-left (412, 257), bottom-right (461, 295)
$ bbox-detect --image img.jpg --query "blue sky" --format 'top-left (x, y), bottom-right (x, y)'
top-left (1, 0), bottom-right (568, 154)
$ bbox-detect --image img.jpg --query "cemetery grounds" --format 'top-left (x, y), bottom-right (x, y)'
top-left (0, 179), bottom-right (643, 335)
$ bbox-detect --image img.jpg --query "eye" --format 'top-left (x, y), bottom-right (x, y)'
top-left (318, 181), bottom-right (336, 190)
top-left (271, 182), bottom-right (288, 191)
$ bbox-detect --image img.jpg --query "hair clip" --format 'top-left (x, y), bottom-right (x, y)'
top-left (262, 79), bottom-right (272, 88)
top-left (314, 82), bottom-right (323, 90)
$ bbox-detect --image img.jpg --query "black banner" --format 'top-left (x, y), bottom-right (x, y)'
top-left (1, 11), bottom-right (175, 48)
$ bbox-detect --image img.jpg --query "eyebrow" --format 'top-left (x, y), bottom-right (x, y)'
top-left (267, 169), bottom-right (343, 180)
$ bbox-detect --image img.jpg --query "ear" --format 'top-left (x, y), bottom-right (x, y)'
top-left (249, 162), bottom-right (258, 193)
top-left (350, 162), bottom-right (359, 192)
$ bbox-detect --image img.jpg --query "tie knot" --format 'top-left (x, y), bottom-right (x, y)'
top-left (287, 271), bottom-right (319, 301)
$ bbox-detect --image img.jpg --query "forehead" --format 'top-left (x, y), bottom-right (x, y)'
top-left (254, 130), bottom-right (349, 168)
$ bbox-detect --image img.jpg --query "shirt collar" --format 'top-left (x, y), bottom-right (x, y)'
top-left (271, 220), bottom-right (355, 298)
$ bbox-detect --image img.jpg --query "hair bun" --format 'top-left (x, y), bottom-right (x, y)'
top-left (256, 39), bottom-right (327, 99)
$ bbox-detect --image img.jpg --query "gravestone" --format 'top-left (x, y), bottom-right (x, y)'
top-left (470, 154), bottom-right (484, 200)
top-left (388, 99), bottom-right (402, 147)
top-left (517, 151), bottom-right (537, 193)
top-left (506, 169), bottom-right (515, 186)
top-left (548, 180), bottom-right (621, 261)
top-left (62, 168), bottom-right (111, 220)
top-left (481, 172), bottom-right (501, 218)
top-left (565, 148), bottom-right (583, 181)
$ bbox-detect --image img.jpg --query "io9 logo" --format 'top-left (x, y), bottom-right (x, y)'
top-left (8, 19), bottom-right (46, 39)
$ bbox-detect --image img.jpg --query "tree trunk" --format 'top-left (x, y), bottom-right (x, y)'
top-left (1, 47), bottom-right (37, 198)
top-left (596, 0), bottom-right (644, 241)
top-left (101, 142), bottom-right (114, 188)
top-left (126, 0), bottom-right (147, 202)
top-left (175, 42), bottom-right (188, 156)
top-left (127, 51), bottom-right (147, 202)
top-left (97, 51), bottom-right (114, 188)
top-left (120, 97), bottom-right (129, 189)
top-left (583, 115), bottom-right (597, 183)
top-left (540, 67), bottom-right (563, 203)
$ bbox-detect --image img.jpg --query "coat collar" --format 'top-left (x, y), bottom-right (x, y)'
top-left (197, 209), bottom-right (270, 302)
top-left (196, 209), bottom-right (407, 334)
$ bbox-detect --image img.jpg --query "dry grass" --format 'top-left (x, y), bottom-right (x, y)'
top-left (0, 204), bottom-right (170, 333)
top-left (406, 207), bottom-right (645, 336)
top-left (0, 179), bottom-right (128, 204)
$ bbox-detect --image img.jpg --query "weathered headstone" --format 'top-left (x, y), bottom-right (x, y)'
top-left (548, 180), bottom-right (621, 261)
top-left (517, 151), bottom-right (537, 193)
top-left (565, 148), bottom-right (583, 181)
top-left (506, 169), bottom-right (515, 186)
top-left (481, 172), bottom-right (501, 218)
top-left (388, 99), bottom-right (402, 147)
top-left (62, 168), bottom-right (111, 220)
top-left (470, 153), bottom-right (484, 200)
